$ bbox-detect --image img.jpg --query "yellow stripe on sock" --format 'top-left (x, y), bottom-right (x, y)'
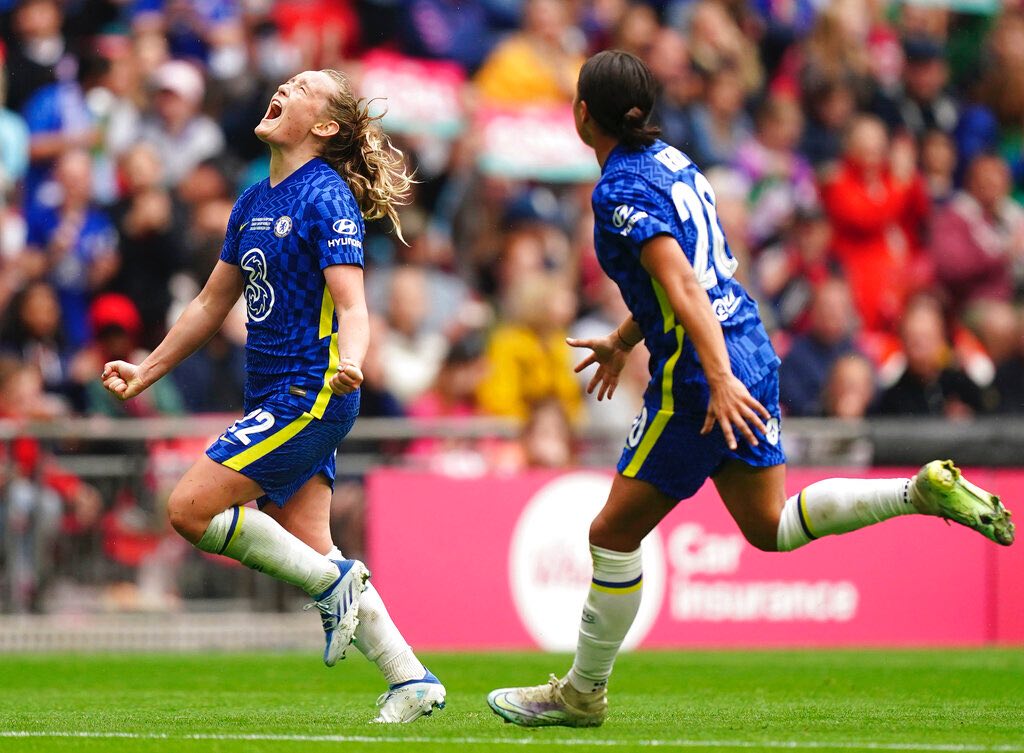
top-left (225, 505), bottom-right (245, 550)
top-left (622, 323), bottom-right (684, 478)
top-left (590, 580), bottom-right (643, 595)
top-left (222, 413), bottom-right (313, 472)
top-left (797, 489), bottom-right (818, 540)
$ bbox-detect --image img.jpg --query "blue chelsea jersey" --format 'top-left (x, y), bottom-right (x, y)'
top-left (592, 140), bottom-right (779, 390)
top-left (220, 157), bottom-right (364, 421)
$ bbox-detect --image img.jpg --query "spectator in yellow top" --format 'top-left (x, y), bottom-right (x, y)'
top-left (477, 272), bottom-right (582, 421)
top-left (474, 0), bottom-right (584, 106)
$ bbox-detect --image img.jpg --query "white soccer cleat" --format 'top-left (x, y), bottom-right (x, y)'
top-left (910, 460), bottom-right (1015, 546)
top-left (372, 670), bottom-right (447, 723)
top-left (487, 674), bottom-right (607, 728)
top-left (305, 559), bottom-right (370, 667)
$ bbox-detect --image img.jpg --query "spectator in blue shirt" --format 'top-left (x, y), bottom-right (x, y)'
top-left (24, 149), bottom-right (118, 350)
top-left (780, 277), bottom-right (863, 416)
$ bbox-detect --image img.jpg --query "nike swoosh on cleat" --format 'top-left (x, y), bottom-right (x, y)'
top-left (490, 693), bottom-right (532, 716)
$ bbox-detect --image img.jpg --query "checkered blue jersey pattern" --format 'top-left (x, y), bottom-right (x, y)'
top-left (220, 157), bottom-right (364, 421)
top-left (593, 140), bottom-right (779, 394)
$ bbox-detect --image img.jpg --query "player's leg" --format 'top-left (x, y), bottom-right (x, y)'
top-left (263, 472), bottom-right (334, 554)
top-left (714, 367), bottom-right (1013, 550)
top-left (712, 459), bottom-right (1014, 552)
top-left (267, 475), bottom-right (445, 722)
top-left (167, 456), bottom-right (345, 597)
top-left (173, 403), bottom-right (371, 667)
top-left (568, 473), bottom-right (675, 692)
top-left (488, 473), bottom-right (674, 728)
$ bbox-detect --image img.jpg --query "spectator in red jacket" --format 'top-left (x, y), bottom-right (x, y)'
top-left (820, 115), bottom-right (930, 334)
top-left (930, 154), bottom-right (1024, 315)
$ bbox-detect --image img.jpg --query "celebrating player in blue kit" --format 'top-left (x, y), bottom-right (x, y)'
top-left (487, 50), bottom-right (1015, 729)
top-left (101, 69), bottom-right (445, 723)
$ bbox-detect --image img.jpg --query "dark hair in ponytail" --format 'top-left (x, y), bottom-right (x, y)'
top-left (577, 50), bottom-right (660, 149)
top-left (319, 69), bottom-right (413, 242)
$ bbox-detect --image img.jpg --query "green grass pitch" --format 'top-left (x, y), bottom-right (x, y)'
top-left (1, 649), bottom-right (1022, 752)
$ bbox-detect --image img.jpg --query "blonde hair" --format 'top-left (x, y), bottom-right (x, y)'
top-left (319, 69), bottom-right (413, 241)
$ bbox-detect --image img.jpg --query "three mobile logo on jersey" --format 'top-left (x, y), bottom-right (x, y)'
top-left (240, 248), bottom-right (276, 322)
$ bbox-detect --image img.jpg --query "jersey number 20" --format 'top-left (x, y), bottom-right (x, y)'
top-left (670, 173), bottom-right (738, 291)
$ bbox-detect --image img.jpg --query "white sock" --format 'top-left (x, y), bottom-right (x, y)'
top-left (327, 545), bottom-right (426, 685)
top-left (777, 477), bottom-right (913, 552)
top-left (195, 506), bottom-right (339, 596)
top-left (567, 545), bottom-right (642, 694)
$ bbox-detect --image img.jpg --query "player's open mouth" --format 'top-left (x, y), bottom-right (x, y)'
top-left (263, 99), bottom-right (284, 121)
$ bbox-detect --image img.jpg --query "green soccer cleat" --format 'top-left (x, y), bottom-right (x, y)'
top-left (910, 460), bottom-right (1015, 546)
top-left (487, 675), bottom-right (607, 728)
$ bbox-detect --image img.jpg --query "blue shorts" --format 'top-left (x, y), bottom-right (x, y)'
top-left (616, 369), bottom-right (786, 501)
top-left (206, 394), bottom-right (358, 507)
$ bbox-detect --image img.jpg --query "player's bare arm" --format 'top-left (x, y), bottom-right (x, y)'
top-left (567, 317), bottom-right (641, 401)
top-left (639, 234), bottom-right (769, 450)
top-left (102, 260), bottom-right (244, 400)
top-left (325, 263), bottom-right (369, 396)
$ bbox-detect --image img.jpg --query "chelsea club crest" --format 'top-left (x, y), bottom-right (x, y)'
top-left (274, 216), bottom-right (293, 238)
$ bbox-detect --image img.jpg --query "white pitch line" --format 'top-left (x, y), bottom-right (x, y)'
top-left (0, 731), bottom-right (1021, 751)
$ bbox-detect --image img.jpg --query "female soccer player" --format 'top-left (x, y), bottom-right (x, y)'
top-left (487, 50), bottom-right (1014, 729)
top-left (101, 69), bottom-right (445, 723)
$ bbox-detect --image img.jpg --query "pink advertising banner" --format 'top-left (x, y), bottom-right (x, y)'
top-left (476, 106), bottom-right (601, 183)
top-left (359, 51), bottom-right (466, 138)
top-left (366, 469), bottom-right (1022, 650)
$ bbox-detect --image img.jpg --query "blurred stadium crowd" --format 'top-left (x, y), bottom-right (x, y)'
top-left (2, 0), bottom-right (1024, 609)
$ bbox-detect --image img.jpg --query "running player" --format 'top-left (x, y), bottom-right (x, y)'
top-left (487, 50), bottom-right (1014, 729)
top-left (101, 69), bottom-right (445, 723)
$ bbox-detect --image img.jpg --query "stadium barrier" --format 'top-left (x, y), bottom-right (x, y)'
top-left (367, 468), bottom-right (1024, 649)
top-left (0, 416), bottom-right (1021, 651)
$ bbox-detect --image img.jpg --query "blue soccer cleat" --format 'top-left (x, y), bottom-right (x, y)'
top-left (305, 559), bottom-right (370, 666)
top-left (372, 669), bottom-right (447, 723)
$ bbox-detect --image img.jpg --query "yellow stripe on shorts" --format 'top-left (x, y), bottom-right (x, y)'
top-left (622, 324), bottom-right (684, 478)
top-left (222, 413), bottom-right (314, 472)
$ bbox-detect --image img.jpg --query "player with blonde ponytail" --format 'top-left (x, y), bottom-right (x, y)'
top-left (101, 69), bottom-right (444, 723)
top-left (318, 69), bottom-right (413, 242)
